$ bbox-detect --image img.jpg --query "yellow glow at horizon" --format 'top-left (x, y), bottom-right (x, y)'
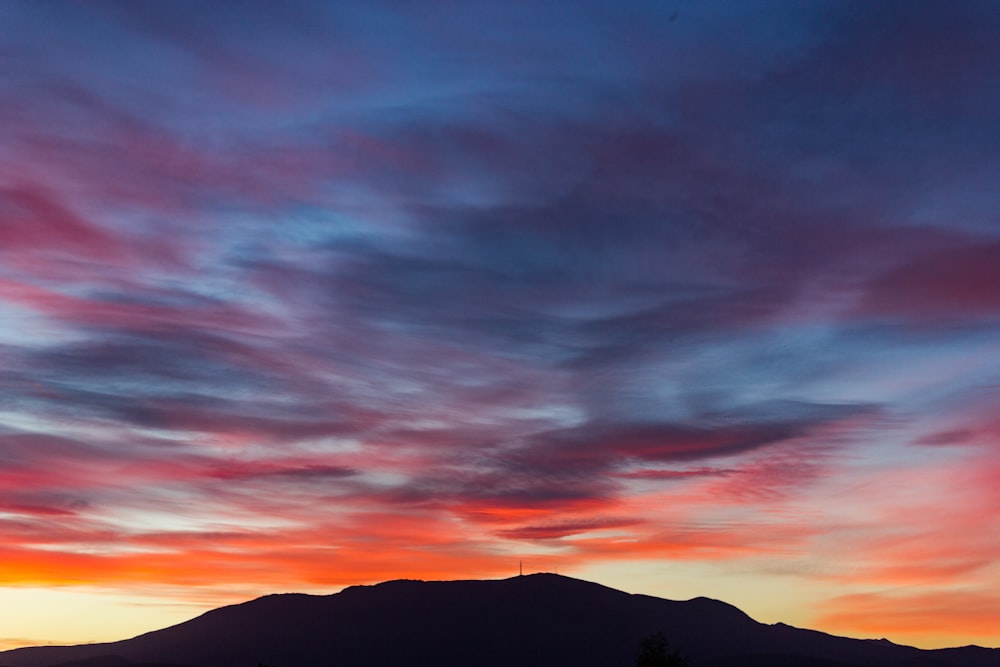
top-left (573, 559), bottom-right (826, 624)
top-left (570, 560), bottom-right (990, 651)
top-left (1, 569), bottom-right (996, 653)
top-left (0, 588), bottom-right (210, 651)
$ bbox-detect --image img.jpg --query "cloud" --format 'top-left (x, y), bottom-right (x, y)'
top-left (3, 0), bottom-right (1000, 649)
top-left (0, 184), bottom-right (119, 259)
top-left (617, 467), bottom-right (737, 481)
top-left (496, 517), bottom-right (639, 541)
top-left (859, 242), bottom-right (1000, 323)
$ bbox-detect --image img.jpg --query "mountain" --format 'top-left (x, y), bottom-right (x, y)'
top-left (1, 574), bottom-right (997, 667)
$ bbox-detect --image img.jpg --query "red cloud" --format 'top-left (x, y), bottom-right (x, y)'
top-left (0, 184), bottom-right (117, 258)
top-left (860, 242), bottom-right (1000, 321)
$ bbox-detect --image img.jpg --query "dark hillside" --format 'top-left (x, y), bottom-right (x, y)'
top-left (2, 574), bottom-right (997, 667)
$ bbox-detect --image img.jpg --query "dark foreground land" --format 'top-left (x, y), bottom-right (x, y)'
top-left (2, 574), bottom-right (998, 667)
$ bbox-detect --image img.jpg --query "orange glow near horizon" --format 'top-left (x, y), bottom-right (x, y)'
top-left (3, 442), bottom-right (1000, 650)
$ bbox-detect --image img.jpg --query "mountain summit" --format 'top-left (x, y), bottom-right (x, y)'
top-left (2, 574), bottom-right (997, 667)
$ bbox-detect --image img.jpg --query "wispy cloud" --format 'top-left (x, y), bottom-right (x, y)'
top-left (2, 0), bottom-right (1000, 649)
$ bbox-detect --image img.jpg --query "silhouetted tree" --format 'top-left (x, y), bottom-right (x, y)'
top-left (636, 631), bottom-right (688, 667)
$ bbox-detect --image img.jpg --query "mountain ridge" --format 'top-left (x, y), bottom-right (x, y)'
top-left (2, 573), bottom-right (997, 667)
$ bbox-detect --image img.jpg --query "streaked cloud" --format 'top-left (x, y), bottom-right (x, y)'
top-left (2, 0), bottom-right (999, 650)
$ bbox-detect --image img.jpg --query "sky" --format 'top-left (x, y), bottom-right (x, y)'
top-left (1, 0), bottom-right (1000, 652)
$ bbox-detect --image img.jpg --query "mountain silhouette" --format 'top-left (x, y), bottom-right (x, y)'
top-left (1, 574), bottom-right (997, 667)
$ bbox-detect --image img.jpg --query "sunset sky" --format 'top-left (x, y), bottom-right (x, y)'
top-left (2, 0), bottom-right (1000, 652)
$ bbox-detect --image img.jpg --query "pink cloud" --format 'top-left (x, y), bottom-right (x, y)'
top-left (859, 242), bottom-right (1000, 321)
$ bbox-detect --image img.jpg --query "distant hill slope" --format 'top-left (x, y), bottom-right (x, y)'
top-left (1, 574), bottom-right (997, 667)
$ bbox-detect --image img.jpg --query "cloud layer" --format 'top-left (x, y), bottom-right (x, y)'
top-left (2, 0), bottom-right (1000, 649)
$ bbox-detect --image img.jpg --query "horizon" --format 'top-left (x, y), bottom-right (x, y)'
top-left (3, 0), bottom-right (1000, 653)
top-left (4, 569), bottom-right (999, 653)
top-left (4, 572), bottom-right (996, 654)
